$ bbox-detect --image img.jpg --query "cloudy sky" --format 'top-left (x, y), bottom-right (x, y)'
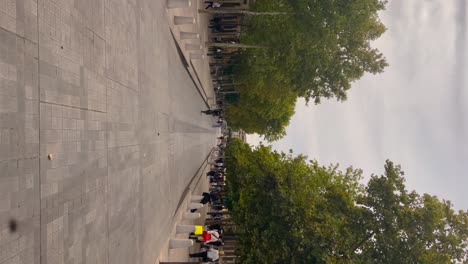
top-left (248, 0), bottom-right (468, 209)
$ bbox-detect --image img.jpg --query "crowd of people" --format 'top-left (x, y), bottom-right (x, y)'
top-left (186, 3), bottom-right (245, 262)
top-left (201, 98), bottom-right (226, 128)
top-left (188, 138), bottom-right (230, 263)
top-left (206, 9), bottom-right (244, 107)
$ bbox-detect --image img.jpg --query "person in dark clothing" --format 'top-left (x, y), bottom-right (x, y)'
top-left (213, 164), bottom-right (223, 169)
top-left (209, 24), bottom-right (223, 32)
top-left (189, 248), bottom-right (219, 262)
top-left (199, 192), bottom-right (218, 204)
top-left (191, 192), bottom-right (218, 212)
top-left (210, 174), bottom-right (223, 180)
top-left (210, 17), bottom-right (222, 24)
top-left (201, 192), bottom-right (218, 204)
top-left (207, 170), bottom-right (217, 176)
top-left (211, 204), bottom-right (225, 211)
top-left (210, 177), bottom-right (224, 184)
top-left (201, 109), bottom-right (222, 116)
top-left (204, 240), bottom-right (224, 247)
top-left (210, 186), bottom-right (223, 193)
top-left (207, 224), bottom-right (222, 233)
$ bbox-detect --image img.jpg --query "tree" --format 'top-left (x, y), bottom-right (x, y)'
top-left (224, 140), bottom-right (468, 264)
top-left (226, 89), bottom-right (296, 141)
top-left (225, 139), bottom-right (367, 263)
top-left (356, 161), bottom-right (468, 263)
top-left (237, 0), bottom-right (388, 103)
top-left (225, 0), bottom-right (389, 140)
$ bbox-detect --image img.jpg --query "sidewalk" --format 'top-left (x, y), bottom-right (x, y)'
top-left (156, 2), bottom-right (219, 262)
top-left (165, 0), bottom-right (216, 107)
top-left (156, 148), bottom-right (216, 263)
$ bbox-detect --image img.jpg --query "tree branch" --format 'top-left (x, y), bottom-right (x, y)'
top-left (352, 231), bottom-right (374, 253)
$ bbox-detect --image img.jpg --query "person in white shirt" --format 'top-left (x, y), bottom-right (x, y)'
top-left (210, 162), bottom-right (223, 167)
top-left (205, 1), bottom-right (222, 9)
top-left (189, 247), bottom-right (219, 262)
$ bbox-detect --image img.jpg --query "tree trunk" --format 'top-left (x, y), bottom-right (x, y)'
top-left (205, 41), bottom-right (264, 49)
top-left (207, 211), bottom-right (232, 215)
top-left (353, 231), bottom-right (375, 252)
top-left (199, 9), bottom-right (290, 15)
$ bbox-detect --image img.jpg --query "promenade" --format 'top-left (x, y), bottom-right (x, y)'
top-left (0, 1), bottom-right (216, 263)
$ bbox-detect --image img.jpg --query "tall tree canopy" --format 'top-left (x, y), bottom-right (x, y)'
top-left (226, 0), bottom-right (389, 140)
top-left (227, 89), bottom-right (296, 141)
top-left (225, 139), bottom-right (468, 264)
top-left (237, 0), bottom-right (388, 102)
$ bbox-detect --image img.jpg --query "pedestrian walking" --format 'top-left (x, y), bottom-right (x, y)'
top-left (207, 224), bottom-right (223, 233)
top-left (201, 109), bottom-right (222, 116)
top-left (207, 170), bottom-right (217, 176)
top-left (211, 161), bottom-right (223, 167)
top-left (189, 247), bottom-right (219, 262)
top-left (204, 240), bottom-right (224, 247)
top-left (189, 229), bottom-right (221, 243)
top-left (205, 1), bottom-right (221, 9)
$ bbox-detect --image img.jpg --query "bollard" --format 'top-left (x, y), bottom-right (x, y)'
top-left (185, 44), bottom-right (203, 51)
top-left (176, 225), bottom-right (197, 233)
top-left (184, 212), bottom-right (201, 220)
top-left (166, 0), bottom-right (191, 9)
top-left (169, 239), bottom-right (194, 249)
top-left (174, 16), bottom-right (196, 25)
top-left (190, 53), bottom-right (205, 60)
top-left (180, 31), bottom-right (200, 40)
top-left (187, 48), bottom-right (203, 54)
top-left (188, 202), bottom-right (204, 209)
top-left (191, 195), bottom-right (204, 202)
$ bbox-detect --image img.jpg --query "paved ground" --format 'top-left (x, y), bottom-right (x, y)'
top-left (156, 151), bottom-right (213, 263)
top-left (166, 0), bottom-right (215, 106)
top-left (0, 1), bottom-right (216, 264)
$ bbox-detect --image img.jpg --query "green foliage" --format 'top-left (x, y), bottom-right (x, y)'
top-left (226, 0), bottom-right (389, 140)
top-left (356, 161), bottom-right (468, 263)
top-left (227, 89), bottom-right (296, 141)
top-left (238, 0), bottom-right (388, 102)
top-left (225, 139), bottom-right (468, 264)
